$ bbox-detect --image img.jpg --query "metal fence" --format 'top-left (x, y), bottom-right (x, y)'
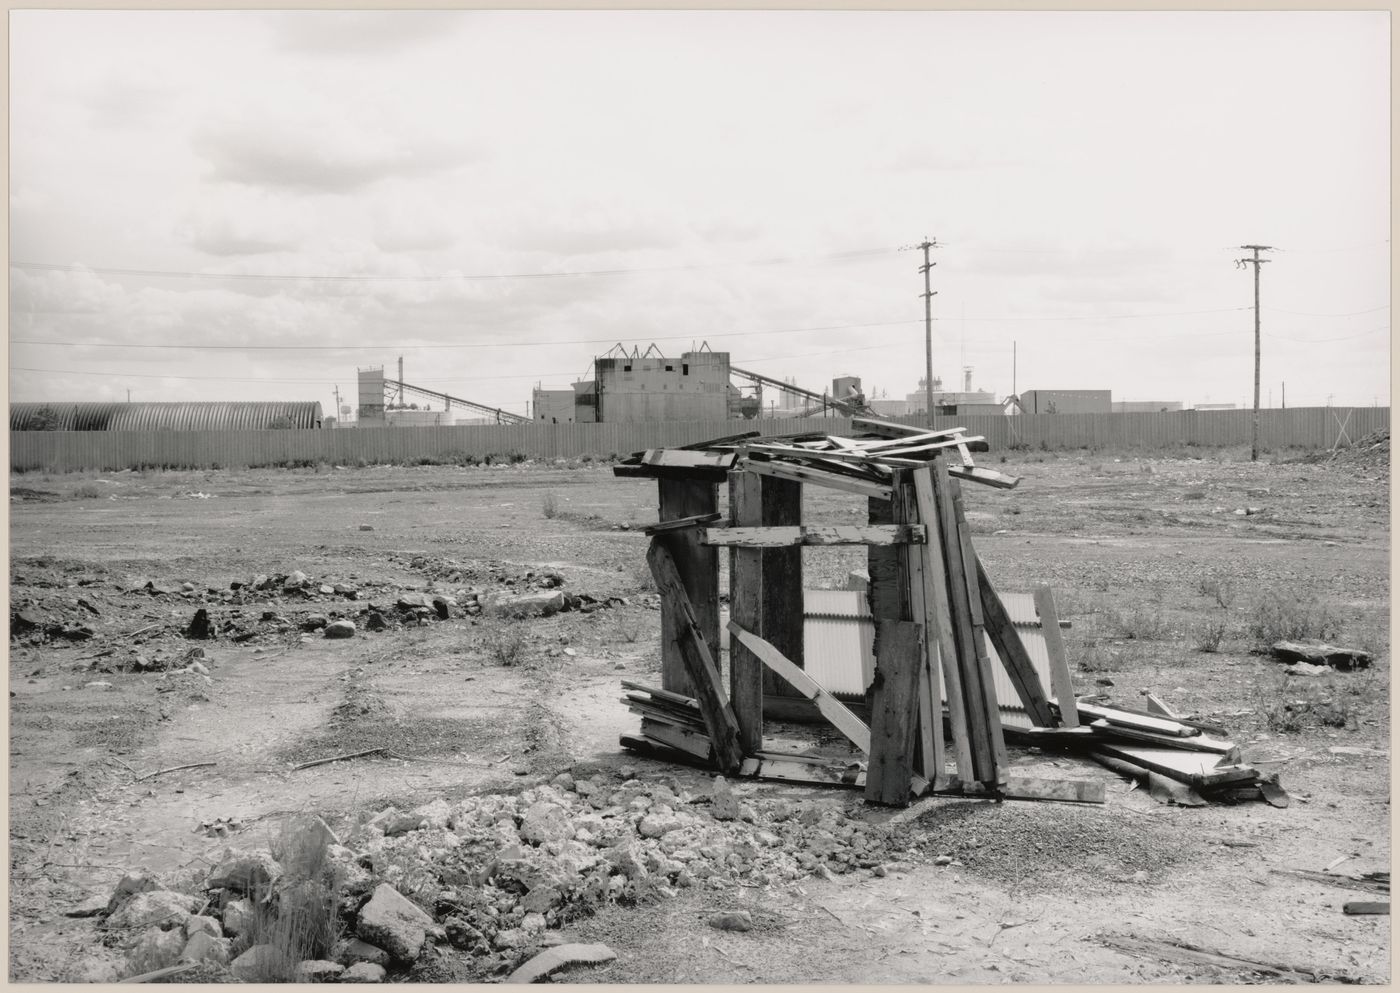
top-left (9, 407), bottom-right (1388, 473)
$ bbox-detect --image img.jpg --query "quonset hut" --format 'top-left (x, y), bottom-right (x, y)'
top-left (10, 402), bottom-right (324, 431)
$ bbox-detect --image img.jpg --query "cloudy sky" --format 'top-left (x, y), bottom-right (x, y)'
top-left (9, 9), bottom-right (1390, 417)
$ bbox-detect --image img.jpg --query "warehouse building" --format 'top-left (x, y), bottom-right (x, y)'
top-left (10, 401), bottom-right (324, 431)
top-left (1017, 389), bottom-right (1112, 414)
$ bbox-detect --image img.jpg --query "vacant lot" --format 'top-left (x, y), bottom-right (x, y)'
top-left (8, 448), bottom-right (1390, 983)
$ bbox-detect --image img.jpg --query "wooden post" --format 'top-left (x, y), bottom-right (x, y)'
top-left (728, 472), bottom-right (764, 753)
top-left (865, 619), bottom-right (924, 806)
top-left (1034, 585), bottom-right (1079, 727)
top-left (759, 476), bottom-right (803, 699)
top-left (976, 559), bottom-right (1056, 728)
top-left (657, 478), bottom-right (719, 696)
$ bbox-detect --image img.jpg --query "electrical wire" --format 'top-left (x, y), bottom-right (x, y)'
top-left (1262, 304), bottom-right (1389, 318)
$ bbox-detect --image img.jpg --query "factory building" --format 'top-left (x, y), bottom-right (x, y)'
top-left (557, 347), bottom-right (744, 423)
top-left (1018, 389), bottom-right (1112, 414)
top-left (10, 402), bottom-right (323, 431)
top-left (531, 388), bottom-right (577, 424)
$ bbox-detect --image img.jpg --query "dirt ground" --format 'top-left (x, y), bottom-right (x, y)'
top-left (7, 448), bottom-right (1391, 984)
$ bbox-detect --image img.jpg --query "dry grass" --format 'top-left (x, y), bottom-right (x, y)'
top-left (481, 619), bottom-right (529, 667)
top-left (1105, 606), bottom-right (1172, 641)
top-left (1195, 616), bottom-right (1229, 653)
top-left (541, 491), bottom-right (560, 519)
top-left (1246, 591), bottom-right (1343, 649)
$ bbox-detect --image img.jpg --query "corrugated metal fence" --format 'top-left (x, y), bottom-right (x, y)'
top-left (9, 407), bottom-right (1389, 473)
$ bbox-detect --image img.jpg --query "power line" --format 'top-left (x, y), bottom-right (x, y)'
top-left (1262, 304), bottom-right (1389, 318)
top-left (9, 247), bottom-right (900, 283)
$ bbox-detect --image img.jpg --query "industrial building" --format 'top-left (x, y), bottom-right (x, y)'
top-left (574, 347), bottom-right (740, 423)
top-left (1017, 389), bottom-right (1112, 414)
top-left (1112, 400), bottom-right (1184, 413)
top-left (9, 401), bottom-right (323, 431)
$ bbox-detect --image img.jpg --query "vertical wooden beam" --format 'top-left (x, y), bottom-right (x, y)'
top-left (1034, 585), bottom-right (1079, 728)
top-left (891, 473), bottom-right (938, 789)
top-left (866, 495), bottom-right (907, 625)
top-left (864, 619), bottom-right (924, 807)
top-left (948, 476), bottom-right (1009, 785)
top-left (911, 467), bottom-right (969, 787)
top-left (646, 541), bottom-right (744, 773)
top-left (727, 472), bottom-right (764, 753)
top-left (657, 478), bottom-right (720, 696)
top-left (760, 476), bottom-right (803, 698)
top-left (928, 459), bottom-right (996, 785)
top-left (976, 558), bottom-right (1056, 728)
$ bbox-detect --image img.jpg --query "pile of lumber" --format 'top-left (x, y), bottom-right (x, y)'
top-left (1012, 699), bottom-right (1286, 806)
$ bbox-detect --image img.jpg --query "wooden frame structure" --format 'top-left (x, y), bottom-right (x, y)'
top-left (615, 419), bottom-right (1097, 807)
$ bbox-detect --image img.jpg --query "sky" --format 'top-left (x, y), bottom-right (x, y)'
top-left (8, 9), bottom-right (1391, 417)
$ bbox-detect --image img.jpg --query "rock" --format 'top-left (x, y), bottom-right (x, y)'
top-left (65, 891), bottom-right (110, 918)
top-left (370, 807), bottom-right (424, 837)
top-left (220, 897), bottom-right (254, 937)
top-left (106, 890), bottom-right (200, 931)
top-left (1272, 640), bottom-right (1373, 672)
top-left (334, 583), bottom-right (359, 596)
top-left (358, 525), bottom-right (374, 532)
top-left (431, 596), bottom-right (455, 619)
top-left (205, 851), bottom-right (282, 897)
top-left (125, 926), bottom-right (185, 975)
top-left (1284, 662), bottom-right (1330, 678)
top-left (179, 931), bottom-right (230, 966)
top-left (552, 772), bottom-right (576, 792)
top-left (494, 927), bottom-right (527, 950)
top-left (296, 959), bottom-right (346, 982)
top-left (332, 937), bottom-right (391, 968)
top-left (638, 813), bottom-right (684, 839)
top-left (410, 798), bottom-right (452, 831)
top-left (491, 590), bottom-right (565, 617)
top-left (708, 910), bottom-right (753, 932)
top-left (342, 961), bottom-right (387, 983)
top-left (324, 620), bottom-right (357, 639)
top-left (185, 914), bottom-right (222, 938)
top-left (505, 942), bottom-right (616, 984)
top-left (252, 574), bottom-right (270, 589)
top-left (108, 871), bottom-right (165, 913)
top-left (185, 608), bottom-right (213, 640)
top-left (286, 571), bottom-right (309, 589)
top-left (709, 776), bottom-right (741, 820)
top-left (301, 614), bottom-right (330, 632)
top-left (85, 680), bottom-right (113, 691)
top-left (519, 800), bottom-right (573, 845)
top-left (520, 885), bottom-right (562, 914)
top-left (365, 612), bottom-right (388, 632)
top-left (356, 883), bottom-right (434, 962)
top-left (319, 585), bottom-right (336, 596)
top-left (231, 944), bottom-right (295, 982)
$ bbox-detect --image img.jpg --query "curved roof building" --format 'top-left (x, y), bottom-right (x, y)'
top-left (10, 402), bottom-right (324, 432)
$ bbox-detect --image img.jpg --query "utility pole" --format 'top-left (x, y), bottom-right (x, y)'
top-left (919, 238), bottom-right (938, 426)
top-left (1012, 341), bottom-right (1017, 399)
top-left (1282, 382), bottom-right (1286, 410)
top-left (126, 389), bottom-right (131, 403)
top-left (1235, 245), bottom-right (1273, 460)
top-left (396, 356), bottom-right (404, 406)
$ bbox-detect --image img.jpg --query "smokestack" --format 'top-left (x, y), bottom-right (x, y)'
top-left (963, 366), bottom-right (972, 393)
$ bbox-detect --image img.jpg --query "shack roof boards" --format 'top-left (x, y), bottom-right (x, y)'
top-left (613, 422), bottom-right (1284, 809)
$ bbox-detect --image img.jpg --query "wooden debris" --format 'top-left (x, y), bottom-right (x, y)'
top-left (1271, 639), bottom-right (1373, 671)
top-left (1100, 934), bottom-right (1349, 982)
top-left (642, 512), bottom-right (722, 536)
top-left (133, 761), bottom-right (217, 782)
top-left (505, 942), bottom-right (617, 983)
top-left (865, 619), bottom-right (924, 806)
top-left (1269, 868), bottom-right (1390, 894)
top-left (1342, 901), bottom-right (1389, 916)
top-left (1034, 586), bottom-right (1079, 727)
top-left (699, 524), bottom-right (925, 547)
top-left (291, 749), bottom-right (386, 772)
top-left (976, 560), bottom-right (1055, 727)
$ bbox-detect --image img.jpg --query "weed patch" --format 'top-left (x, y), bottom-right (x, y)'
top-left (541, 491), bottom-right (560, 519)
top-left (1195, 616), bottom-right (1229, 653)
top-left (1246, 591), bottom-right (1342, 649)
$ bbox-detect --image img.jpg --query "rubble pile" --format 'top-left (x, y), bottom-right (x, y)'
top-left (1329, 429), bottom-right (1389, 474)
top-left (90, 775), bottom-right (896, 982)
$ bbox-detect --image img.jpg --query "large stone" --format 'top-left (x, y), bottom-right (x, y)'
top-left (179, 931), bottom-right (230, 967)
top-left (205, 851), bottom-right (282, 897)
top-left (708, 910), bottom-right (753, 932)
top-left (1272, 640), bottom-right (1373, 671)
top-left (520, 801), bottom-right (573, 845)
top-left (637, 813), bottom-right (684, 839)
top-left (324, 620), bottom-right (357, 639)
top-left (332, 937), bottom-right (391, 968)
top-left (66, 891), bottom-right (110, 918)
top-left (286, 571), bottom-right (309, 589)
top-left (370, 807), bottom-right (425, 837)
top-left (296, 959), bottom-right (346, 982)
top-left (411, 798), bottom-right (452, 831)
top-left (125, 926), bottom-right (185, 975)
top-left (230, 943), bottom-right (294, 982)
top-left (709, 777), bottom-right (741, 821)
top-left (492, 590), bottom-right (565, 618)
top-left (220, 897), bottom-right (254, 937)
top-left (342, 962), bottom-right (387, 983)
top-left (106, 890), bottom-right (200, 932)
top-left (505, 943), bottom-right (617, 984)
top-left (356, 883), bottom-right (433, 962)
top-left (185, 914), bottom-right (223, 938)
top-left (185, 608), bottom-right (213, 640)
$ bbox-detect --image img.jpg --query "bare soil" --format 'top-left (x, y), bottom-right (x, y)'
top-left (8, 452), bottom-right (1390, 983)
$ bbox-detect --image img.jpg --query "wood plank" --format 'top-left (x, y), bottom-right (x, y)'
top-left (762, 694), bottom-right (871, 724)
top-left (849, 416), bottom-right (958, 439)
top-left (1269, 869), bottom-right (1390, 894)
top-left (620, 680), bottom-right (699, 709)
top-left (738, 753), bottom-right (865, 789)
top-left (1088, 721), bottom-right (1238, 755)
top-left (743, 456), bottom-right (893, 499)
top-left (947, 465), bottom-right (1021, 490)
top-left (1342, 901), bottom-right (1389, 916)
top-left (976, 559), bottom-right (1056, 727)
top-left (1033, 585), bottom-right (1079, 727)
top-left (643, 512), bottom-right (722, 536)
top-left (656, 478), bottom-right (720, 697)
top-left (869, 437), bottom-right (989, 458)
top-left (700, 524), bottom-right (925, 547)
top-left (931, 463), bottom-right (1000, 786)
top-left (1094, 744), bottom-right (1258, 787)
top-left (759, 473), bottom-right (804, 700)
top-left (865, 619), bottom-right (925, 806)
top-left (952, 478), bottom-right (1009, 784)
top-left (1099, 935), bottom-right (1350, 982)
top-left (1077, 702), bottom-right (1200, 737)
top-left (646, 540), bottom-right (743, 772)
top-left (643, 448), bottom-right (737, 471)
top-left (891, 473), bottom-right (941, 791)
top-left (640, 718), bottom-right (713, 760)
top-left (1142, 692), bottom-right (1180, 720)
top-left (677, 431), bottom-right (761, 450)
top-left (727, 471), bottom-right (765, 753)
top-left (618, 733), bottom-right (710, 768)
top-left (912, 465), bottom-right (974, 786)
top-left (746, 440), bottom-right (981, 468)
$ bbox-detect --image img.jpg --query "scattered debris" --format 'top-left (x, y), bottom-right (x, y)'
top-left (1271, 640), bottom-right (1373, 671)
top-left (1342, 901), bottom-right (1389, 916)
top-left (505, 942), bottom-right (617, 983)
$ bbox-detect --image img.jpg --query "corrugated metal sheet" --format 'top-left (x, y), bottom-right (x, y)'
top-left (798, 588), bottom-right (1064, 726)
top-left (9, 407), bottom-right (1387, 472)
top-left (10, 402), bottom-right (323, 432)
